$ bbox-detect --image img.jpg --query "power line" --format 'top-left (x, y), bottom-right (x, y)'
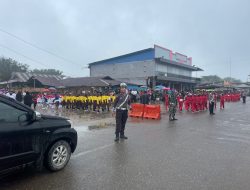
top-left (0, 43), bottom-right (72, 76)
top-left (0, 27), bottom-right (83, 67)
top-left (0, 43), bottom-right (53, 68)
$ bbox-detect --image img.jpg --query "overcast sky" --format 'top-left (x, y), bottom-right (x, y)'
top-left (0, 0), bottom-right (249, 81)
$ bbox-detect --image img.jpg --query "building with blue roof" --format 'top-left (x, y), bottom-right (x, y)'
top-left (88, 45), bottom-right (203, 90)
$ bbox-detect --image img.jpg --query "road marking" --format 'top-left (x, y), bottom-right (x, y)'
top-left (72, 143), bottom-right (114, 159)
top-left (216, 137), bottom-right (250, 144)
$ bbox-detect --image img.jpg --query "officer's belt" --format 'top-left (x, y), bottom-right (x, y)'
top-left (117, 108), bottom-right (127, 111)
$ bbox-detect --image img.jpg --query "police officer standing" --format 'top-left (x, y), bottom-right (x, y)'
top-left (209, 93), bottom-right (215, 115)
top-left (242, 91), bottom-right (246, 103)
top-left (113, 83), bottom-right (130, 142)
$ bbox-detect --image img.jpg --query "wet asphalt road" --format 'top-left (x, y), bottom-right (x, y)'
top-left (1, 100), bottom-right (250, 190)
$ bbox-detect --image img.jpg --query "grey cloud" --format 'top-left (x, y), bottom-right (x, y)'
top-left (0, 0), bottom-right (249, 80)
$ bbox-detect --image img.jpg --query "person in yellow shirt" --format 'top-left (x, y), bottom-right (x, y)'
top-left (101, 95), bottom-right (106, 112)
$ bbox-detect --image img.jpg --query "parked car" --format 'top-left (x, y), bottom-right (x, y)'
top-left (0, 94), bottom-right (77, 175)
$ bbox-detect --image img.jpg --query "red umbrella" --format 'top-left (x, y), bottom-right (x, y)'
top-left (48, 87), bottom-right (57, 92)
top-left (42, 88), bottom-right (50, 92)
top-left (163, 87), bottom-right (170, 90)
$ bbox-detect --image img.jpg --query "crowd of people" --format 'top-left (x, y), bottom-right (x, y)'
top-left (1, 90), bottom-right (55, 110)
top-left (1, 90), bottom-right (118, 112)
top-left (0, 88), bottom-right (247, 115)
top-left (0, 85), bottom-right (247, 143)
top-left (2, 91), bottom-right (35, 108)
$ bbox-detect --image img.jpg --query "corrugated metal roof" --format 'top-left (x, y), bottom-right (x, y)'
top-left (157, 76), bottom-right (197, 84)
top-left (88, 48), bottom-right (154, 67)
top-left (6, 72), bottom-right (128, 88)
top-left (62, 76), bottom-right (121, 87)
top-left (32, 76), bottom-right (64, 87)
top-left (155, 58), bottom-right (203, 71)
top-left (233, 84), bottom-right (250, 88)
top-left (114, 78), bottom-right (146, 86)
top-left (0, 79), bottom-right (19, 85)
top-left (10, 72), bottom-right (63, 82)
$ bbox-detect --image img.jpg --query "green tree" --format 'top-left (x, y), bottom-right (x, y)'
top-left (223, 77), bottom-right (242, 83)
top-left (201, 75), bottom-right (223, 83)
top-left (32, 69), bottom-right (64, 76)
top-left (0, 57), bottom-right (29, 81)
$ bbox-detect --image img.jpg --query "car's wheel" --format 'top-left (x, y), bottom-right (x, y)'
top-left (45, 140), bottom-right (71, 172)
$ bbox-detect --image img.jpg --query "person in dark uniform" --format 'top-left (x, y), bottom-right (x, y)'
top-left (32, 93), bottom-right (38, 110)
top-left (24, 91), bottom-right (33, 107)
top-left (140, 90), bottom-right (150, 105)
top-left (113, 83), bottom-right (131, 142)
top-left (168, 91), bottom-right (178, 121)
top-left (242, 91), bottom-right (246, 103)
top-left (16, 91), bottom-right (23, 102)
top-left (209, 93), bottom-right (215, 115)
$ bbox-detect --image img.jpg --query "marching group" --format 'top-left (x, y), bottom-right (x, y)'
top-left (165, 91), bottom-right (245, 120)
top-left (61, 95), bottom-right (116, 112)
top-left (166, 92), bottom-right (242, 112)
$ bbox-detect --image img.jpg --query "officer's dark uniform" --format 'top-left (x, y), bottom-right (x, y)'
top-left (209, 93), bottom-right (215, 115)
top-left (113, 86), bottom-right (130, 141)
top-left (169, 92), bottom-right (178, 121)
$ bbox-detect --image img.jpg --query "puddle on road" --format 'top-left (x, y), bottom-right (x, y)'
top-left (73, 126), bottom-right (89, 132)
top-left (36, 105), bottom-right (116, 131)
top-left (88, 122), bottom-right (116, 130)
top-left (73, 122), bottom-right (116, 132)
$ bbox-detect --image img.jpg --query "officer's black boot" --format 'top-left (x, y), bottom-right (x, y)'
top-left (120, 135), bottom-right (128, 140)
top-left (114, 135), bottom-right (119, 142)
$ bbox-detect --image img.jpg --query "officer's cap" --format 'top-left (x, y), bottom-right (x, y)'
top-left (120, 83), bottom-right (127, 88)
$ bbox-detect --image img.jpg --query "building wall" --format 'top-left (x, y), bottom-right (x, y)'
top-left (155, 62), bottom-right (192, 77)
top-left (154, 45), bottom-right (192, 65)
top-left (90, 60), bottom-right (155, 78)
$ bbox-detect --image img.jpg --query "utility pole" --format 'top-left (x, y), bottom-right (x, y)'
top-left (230, 58), bottom-right (231, 80)
top-left (32, 76), bottom-right (36, 89)
top-left (229, 57), bottom-right (232, 89)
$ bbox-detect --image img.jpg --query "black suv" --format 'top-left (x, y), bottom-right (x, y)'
top-left (0, 94), bottom-right (77, 174)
